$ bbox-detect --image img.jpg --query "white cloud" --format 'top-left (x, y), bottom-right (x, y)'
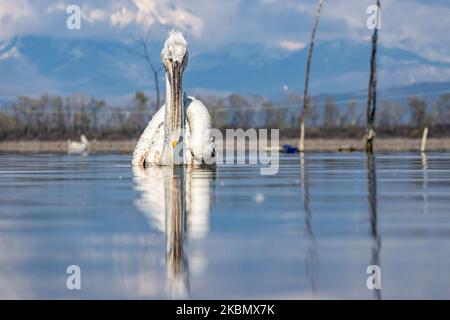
top-left (46, 1), bottom-right (66, 14)
top-left (111, 5), bottom-right (135, 27)
top-left (0, 0), bottom-right (205, 40)
top-left (131, 0), bottom-right (204, 36)
top-left (83, 8), bottom-right (108, 24)
top-left (0, 45), bottom-right (19, 60)
top-left (278, 40), bottom-right (306, 52)
top-left (380, 1), bottom-right (450, 63)
top-left (0, 0), bottom-right (34, 38)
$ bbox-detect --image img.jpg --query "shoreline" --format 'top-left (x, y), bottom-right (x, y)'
top-left (0, 138), bottom-right (449, 153)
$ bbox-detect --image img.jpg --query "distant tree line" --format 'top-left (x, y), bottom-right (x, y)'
top-left (0, 92), bottom-right (449, 140)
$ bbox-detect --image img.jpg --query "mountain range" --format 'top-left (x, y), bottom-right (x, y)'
top-left (1, 35), bottom-right (450, 105)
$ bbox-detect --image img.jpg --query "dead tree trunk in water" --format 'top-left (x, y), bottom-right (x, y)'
top-left (421, 126), bottom-right (428, 153)
top-left (299, 0), bottom-right (325, 152)
top-left (365, 0), bottom-right (381, 153)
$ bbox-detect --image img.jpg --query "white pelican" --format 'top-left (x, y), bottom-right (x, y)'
top-left (67, 134), bottom-right (90, 154)
top-left (132, 30), bottom-right (216, 167)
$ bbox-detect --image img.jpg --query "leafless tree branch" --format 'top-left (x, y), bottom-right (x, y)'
top-left (129, 29), bottom-right (163, 108)
top-left (298, 0), bottom-right (325, 152)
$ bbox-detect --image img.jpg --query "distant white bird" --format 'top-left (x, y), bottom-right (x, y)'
top-left (132, 30), bottom-right (216, 167)
top-left (67, 134), bottom-right (90, 154)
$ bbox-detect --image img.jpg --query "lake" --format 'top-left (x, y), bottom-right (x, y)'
top-left (0, 152), bottom-right (449, 299)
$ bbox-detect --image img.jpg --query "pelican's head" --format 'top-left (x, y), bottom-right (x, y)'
top-left (161, 30), bottom-right (188, 158)
top-left (161, 30), bottom-right (189, 74)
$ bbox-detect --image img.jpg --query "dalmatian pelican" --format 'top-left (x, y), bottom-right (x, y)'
top-left (132, 30), bottom-right (216, 167)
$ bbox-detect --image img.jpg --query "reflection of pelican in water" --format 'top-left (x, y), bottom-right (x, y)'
top-left (132, 166), bottom-right (215, 298)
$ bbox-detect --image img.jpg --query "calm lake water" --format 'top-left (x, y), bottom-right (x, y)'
top-left (0, 152), bottom-right (449, 299)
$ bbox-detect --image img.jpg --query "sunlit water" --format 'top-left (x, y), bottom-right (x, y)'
top-left (0, 152), bottom-right (449, 299)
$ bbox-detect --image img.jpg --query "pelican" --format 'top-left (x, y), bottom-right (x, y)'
top-left (67, 134), bottom-right (90, 154)
top-left (132, 30), bottom-right (216, 167)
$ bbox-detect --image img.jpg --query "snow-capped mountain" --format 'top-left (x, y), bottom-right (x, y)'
top-left (1, 35), bottom-right (450, 103)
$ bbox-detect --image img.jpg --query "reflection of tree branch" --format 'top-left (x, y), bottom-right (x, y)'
top-left (301, 153), bottom-right (318, 294)
top-left (367, 154), bottom-right (381, 300)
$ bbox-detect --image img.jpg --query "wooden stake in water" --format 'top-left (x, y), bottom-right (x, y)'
top-left (421, 126), bottom-right (429, 153)
top-left (299, 0), bottom-right (325, 152)
top-left (365, 0), bottom-right (381, 154)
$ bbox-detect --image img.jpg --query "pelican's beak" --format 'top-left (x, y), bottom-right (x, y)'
top-left (167, 60), bottom-right (184, 149)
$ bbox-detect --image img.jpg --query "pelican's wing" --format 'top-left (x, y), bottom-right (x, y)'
top-left (132, 105), bottom-right (165, 167)
top-left (185, 96), bottom-right (216, 165)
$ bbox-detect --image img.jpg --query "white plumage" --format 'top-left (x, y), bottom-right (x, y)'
top-left (67, 134), bottom-right (90, 154)
top-left (132, 96), bottom-right (216, 167)
top-left (132, 30), bottom-right (216, 167)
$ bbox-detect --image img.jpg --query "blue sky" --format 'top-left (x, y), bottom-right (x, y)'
top-left (0, 0), bottom-right (450, 100)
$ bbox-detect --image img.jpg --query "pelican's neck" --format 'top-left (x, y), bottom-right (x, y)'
top-left (164, 70), bottom-right (185, 135)
top-left (162, 69), bottom-right (185, 165)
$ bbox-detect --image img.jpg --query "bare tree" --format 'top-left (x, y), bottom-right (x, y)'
top-left (408, 97), bottom-right (429, 128)
top-left (323, 97), bottom-right (339, 129)
top-left (299, 0), bottom-right (325, 152)
top-left (432, 94), bottom-right (450, 126)
top-left (307, 97), bottom-right (319, 128)
top-left (130, 29), bottom-right (163, 109)
top-left (345, 101), bottom-right (359, 127)
top-left (365, 0), bottom-right (381, 153)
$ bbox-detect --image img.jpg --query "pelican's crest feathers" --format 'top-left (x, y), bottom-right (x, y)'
top-left (161, 30), bottom-right (188, 63)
